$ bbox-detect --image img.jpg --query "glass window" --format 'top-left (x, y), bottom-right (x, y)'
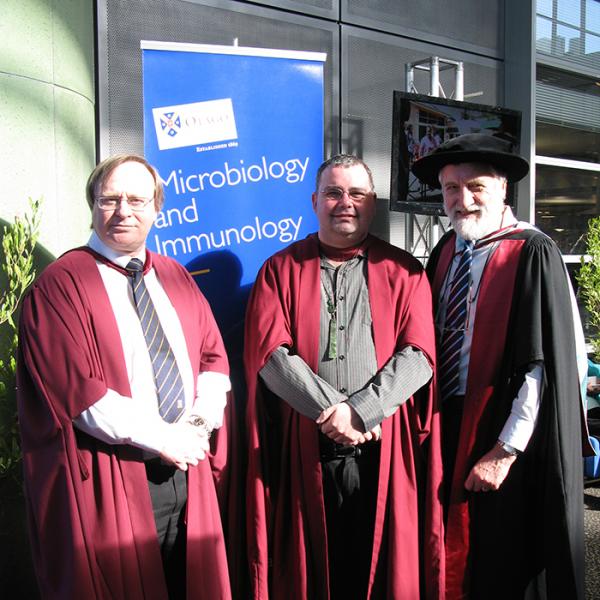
top-left (536, 0), bottom-right (600, 69)
top-left (587, 0), bottom-right (600, 34)
top-left (535, 164), bottom-right (600, 255)
top-left (557, 0), bottom-right (581, 26)
top-left (537, 121), bottom-right (600, 164)
top-left (536, 66), bottom-right (600, 162)
top-left (586, 31), bottom-right (600, 54)
top-left (537, 0), bottom-right (553, 17)
top-left (536, 15), bottom-right (554, 53)
top-left (557, 23), bottom-right (583, 53)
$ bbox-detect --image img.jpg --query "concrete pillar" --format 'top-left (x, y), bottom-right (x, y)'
top-left (0, 0), bottom-right (95, 257)
top-left (504, 0), bottom-right (536, 223)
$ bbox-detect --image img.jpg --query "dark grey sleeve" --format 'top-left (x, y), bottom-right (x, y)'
top-left (346, 346), bottom-right (432, 431)
top-left (259, 346), bottom-right (346, 420)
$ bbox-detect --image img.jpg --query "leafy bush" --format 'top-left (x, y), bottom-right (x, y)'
top-left (0, 198), bottom-right (42, 478)
top-left (578, 216), bottom-right (600, 362)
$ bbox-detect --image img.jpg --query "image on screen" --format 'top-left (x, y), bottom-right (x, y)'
top-left (390, 91), bottom-right (522, 215)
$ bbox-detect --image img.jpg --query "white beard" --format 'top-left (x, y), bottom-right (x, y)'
top-left (450, 208), bottom-right (502, 241)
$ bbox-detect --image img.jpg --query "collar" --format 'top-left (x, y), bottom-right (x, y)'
top-left (318, 235), bottom-right (371, 262)
top-left (87, 232), bottom-right (151, 275)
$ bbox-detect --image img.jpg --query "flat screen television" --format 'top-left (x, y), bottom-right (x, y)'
top-left (390, 91), bottom-right (522, 215)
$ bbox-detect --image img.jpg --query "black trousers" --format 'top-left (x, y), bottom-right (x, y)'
top-left (320, 437), bottom-right (380, 600)
top-left (145, 459), bottom-right (187, 600)
top-left (441, 395), bottom-right (464, 515)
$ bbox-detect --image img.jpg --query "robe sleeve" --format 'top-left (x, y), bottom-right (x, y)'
top-left (18, 272), bottom-right (110, 427)
top-left (17, 265), bottom-right (128, 599)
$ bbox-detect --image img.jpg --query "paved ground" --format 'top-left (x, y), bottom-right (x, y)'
top-left (585, 481), bottom-right (600, 599)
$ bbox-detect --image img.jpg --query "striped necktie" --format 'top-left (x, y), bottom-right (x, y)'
top-left (126, 258), bottom-right (185, 423)
top-left (439, 241), bottom-right (474, 402)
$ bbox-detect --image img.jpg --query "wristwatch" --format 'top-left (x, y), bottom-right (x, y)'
top-left (497, 440), bottom-right (519, 456)
top-left (188, 415), bottom-right (212, 439)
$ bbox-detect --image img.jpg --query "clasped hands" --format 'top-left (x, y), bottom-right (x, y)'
top-left (316, 402), bottom-right (380, 445)
top-left (159, 420), bottom-right (211, 471)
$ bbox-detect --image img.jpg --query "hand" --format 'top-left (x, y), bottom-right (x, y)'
top-left (588, 383), bottom-right (600, 395)
top-left (363, 424), bottom-right (382, 442)
top-left (464, 443), bottom-right (517, 492)
top-left (159, 421), bottom-right (211, 471)
top-left (316, 403), bottom-right (366, 445)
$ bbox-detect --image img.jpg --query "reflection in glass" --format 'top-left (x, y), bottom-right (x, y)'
top-left (535, 0), bottom-right (600, 69)
top-left (536, 66), bottom-right (600, 164)
top-left (557, 23), bottom-right (582, 54)
top-left (535, 165), bottom-right (600, 255)
top-left (537, 122), bottom-right (600, 165)
top-left (537, 0), bottom-right (552, 17)
top-left (586, 32), bottom-right (600, 54)
top-left (587, 0), bottom-right (600, 35)
top-left (557, 0), bottom-right (580, 27)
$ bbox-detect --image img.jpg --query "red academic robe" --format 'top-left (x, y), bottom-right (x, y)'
top-left (17, 248), bottom-right (232, 600)
top-left (245, 234), bottom-right (445, 600)
top-left (427, 228), bottom-right (586, 600)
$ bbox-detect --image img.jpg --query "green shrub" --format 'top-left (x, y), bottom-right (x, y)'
top-left (578, 216), bottom-right (600, 363)
top-left (0, 198), bottom-right (42, 478)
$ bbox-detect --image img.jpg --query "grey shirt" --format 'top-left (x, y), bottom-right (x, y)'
top-left (259, 251), bottom-right (432, 431)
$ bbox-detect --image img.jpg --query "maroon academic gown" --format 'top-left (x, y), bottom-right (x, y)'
top-left (17, 248), bottom-right (232, 600)
top-left (427, 229), bottom-right (586, 600)
top-left (245, 234), bottom-right (445, 600)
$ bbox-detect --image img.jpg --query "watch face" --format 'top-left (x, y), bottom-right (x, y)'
top-left (188, 415), bottom-right (212, 437)
top-left (498, 441), bottom-right (518, 456)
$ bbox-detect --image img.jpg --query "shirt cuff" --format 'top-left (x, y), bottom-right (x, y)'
top-left (498, 364), bottom-right (542, 452)
top-left (192, 371), bottom-right (230, 430)
top-left (346, 389), bottom-right (384, 432)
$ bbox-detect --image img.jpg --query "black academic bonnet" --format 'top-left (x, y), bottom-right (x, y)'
top-left (411, 133), bottom-right (530, 189)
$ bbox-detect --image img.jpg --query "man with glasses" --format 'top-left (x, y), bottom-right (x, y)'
top-left (413, 134), bottom-right (587, 599)
top-left (245, 154), bottom-right (444, 599)
top-left (17, 154), bottom-right (232, 599)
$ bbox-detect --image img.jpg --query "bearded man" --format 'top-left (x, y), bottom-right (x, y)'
top-left (412, 134), bottom-right (587, 600)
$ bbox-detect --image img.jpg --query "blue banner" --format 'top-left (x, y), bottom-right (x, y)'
top-left (142, 42), bottom-right (324, 289)
top-left (142, 42), bottom-right (324, 361)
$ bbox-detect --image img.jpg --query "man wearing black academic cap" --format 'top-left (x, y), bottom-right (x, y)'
top-left (413, 134), bottom-right (588, 600)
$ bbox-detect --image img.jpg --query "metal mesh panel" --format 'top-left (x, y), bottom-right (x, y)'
top-left (344, 0), bottom-right (503, 56)
top-left (342, 29), bottom-right (501, 248)
top-left (100, 0), bottom-right (508, 253)
top-left (101, 0), bottom-right (337, 155)
top-left (242, 0), bottom-right (336, 18)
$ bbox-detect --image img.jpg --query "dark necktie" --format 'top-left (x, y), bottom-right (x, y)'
top-left (439, 241), bottom-right (474, 401)
top-left (126, 258), bottom-right (185, 423)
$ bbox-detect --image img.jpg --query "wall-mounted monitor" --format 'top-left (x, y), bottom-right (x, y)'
top-left (390, 91), bottom-right (522, 215)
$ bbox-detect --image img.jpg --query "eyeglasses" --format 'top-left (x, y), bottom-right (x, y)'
top-left (95, 195), bottom-right (154, 212)
top-left (319, 187), bottom-right (372, 203)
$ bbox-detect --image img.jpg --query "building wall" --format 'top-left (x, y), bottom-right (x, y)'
top-left (0, 1), bottom-right (540, 259)
top-left (97, 0), bottom-right (524, 256)
top-left (0, 0), bottom-right (95, 258)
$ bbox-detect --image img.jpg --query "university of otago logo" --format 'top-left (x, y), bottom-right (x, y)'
top-left (160, 112), bottom-right (181, 138)
top-left (152, 98), bottom-right (238, 151)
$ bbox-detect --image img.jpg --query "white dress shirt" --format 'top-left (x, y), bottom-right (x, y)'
top-left (74, 233), bottom-right (230, 455)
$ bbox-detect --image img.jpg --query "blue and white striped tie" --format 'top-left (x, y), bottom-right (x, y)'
top-left (439, 241), bottom-right (474, 402)
top-left (126, 258), bottom-right (185, 423)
